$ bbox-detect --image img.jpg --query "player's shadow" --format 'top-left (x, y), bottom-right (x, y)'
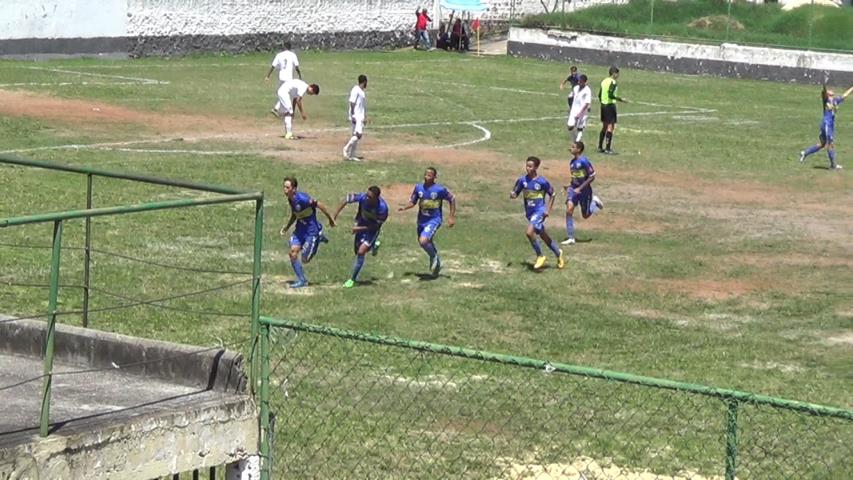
top-left (403, 271), bottom-right (446, 281)
top-left (519, 261), bottom-right (549, 272)
top-left (812, 165), bottom-right (835, 170)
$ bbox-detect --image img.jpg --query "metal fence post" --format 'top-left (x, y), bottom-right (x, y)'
top-left (650, 0), bottom-right (655, 26)
top-left (250, 196), bottom-right (264, 394)
top-left (725, 0), bottom-right (733, 41)
top-left (259, 322), bottom-right (272, 480)
top-left (725, 399), bottom-right (738, 480)
top-left (82, 174), bottom-right (93, 328)
top-left (40, 219), bottom-right (63, 437)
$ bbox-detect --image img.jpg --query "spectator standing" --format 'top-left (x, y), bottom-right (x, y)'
top-left (415, 8), bottom-right (433, 50)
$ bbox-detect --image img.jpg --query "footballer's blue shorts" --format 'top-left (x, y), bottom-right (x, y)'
top-left (354, 229), bottom-right (380, 254)
top-left (527, 210), bottom-right (546, 234)
top-left (417, 218), bottom-right (442, 240)
top-left (567, 186), bottom-right (593, 217)
top-left (820, 125), bottom-right (834, 144)
top-left (290, 226), bottom-right (323, 262)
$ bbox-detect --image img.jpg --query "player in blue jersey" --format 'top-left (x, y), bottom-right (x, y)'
top-left (333, 185), bottom-right (389, 288)
top-left (799, 85), bottom-right (853, 170)
top-left (561, 141), bottom-right (604, 245)
top-left (511, 156), bottom-right (565, 270)
top-left (280, 177), bottom-right (336, 288)
top-left (398, 167), bottom-right (457, 277)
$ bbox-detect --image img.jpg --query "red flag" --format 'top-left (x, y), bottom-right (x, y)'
top-left (471, 19), bottom-right (481, 32)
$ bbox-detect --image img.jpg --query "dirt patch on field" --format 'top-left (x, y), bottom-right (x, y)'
top-left (0, 88), bottom-right (506, 169)
top-left (0, 89), bottom-right (256, 134)
top-left (661, 278), bottom-right (763, 301)
top-left (589, 213), bottom-right (668, 235)
top-left (495, 454), bottom-right (723, 480)
top-left (381, 183), bottom-right (415, 210)
top-left (618, 277), bottom-right (769, 301)
top-left (823, 331), bottom-right (853, 347)
top-left (718, 252), bottom-right (853, 269)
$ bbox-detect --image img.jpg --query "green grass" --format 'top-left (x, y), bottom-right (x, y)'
top-left (521, 0), bottom-right (853, 52)
top-left (0, 49), bottom-right (851, 475)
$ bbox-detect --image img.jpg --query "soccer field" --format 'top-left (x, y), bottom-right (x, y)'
top-left (0, 50), bottom-right (851, 411)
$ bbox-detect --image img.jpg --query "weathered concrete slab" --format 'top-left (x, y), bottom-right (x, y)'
top-left (0, 318), bottom-right (257, 479)
top-left (509, 28), bottom-right (853, 85)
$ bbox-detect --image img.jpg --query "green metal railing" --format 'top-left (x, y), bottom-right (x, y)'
top-left (258, 316), bottom-right (853, 480)
top-left (0, 155), bottom-right (265, 438)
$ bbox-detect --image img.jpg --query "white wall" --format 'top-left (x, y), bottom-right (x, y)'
top-left (0, 0), bottom-right (126, 40)
top-left (510, 27), bottom-right (853, 72)
top-left (0, 0), bottom-right (565, 41)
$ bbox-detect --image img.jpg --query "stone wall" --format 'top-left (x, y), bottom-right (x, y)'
top-left (0, 0), bottom-right (561, 56)
top-left (508, 27), bottom-right (853, 85)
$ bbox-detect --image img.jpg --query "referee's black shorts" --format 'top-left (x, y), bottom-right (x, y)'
top-left (600, 104), bottom-right (617, 124)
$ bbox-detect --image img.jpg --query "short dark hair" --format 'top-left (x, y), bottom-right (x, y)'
top-left (358, 74), bottom-right (368, 84)
top-left (579, 74), bottom-right (588, 82)
top-left (368, 185), bottom-right (381, 197)
top-left (310, 84), bottom-right (320, 95)
top-left (284, 41), bottom-right (292, 50)
top-left (570, 65), bottom-right (577, 72)
top-left (283, 176), bottom-right (298, 189)
top-left (609, 66), bottom-right (620, 76)
top-left (574, 141), bottom-right (585, 153)
top-left (526, 156), bottom-right (541, 168)
top-left (426, 166), bottom-right (437, 176)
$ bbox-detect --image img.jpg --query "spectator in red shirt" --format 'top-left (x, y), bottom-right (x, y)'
top-left (414, 8), bottom-right (433, 50)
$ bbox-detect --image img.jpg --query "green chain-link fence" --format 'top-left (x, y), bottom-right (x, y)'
top-left (259, 317), bottom-right (852, 479)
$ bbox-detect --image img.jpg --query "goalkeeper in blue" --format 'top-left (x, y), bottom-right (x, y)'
top-left (280, 177), bottom-right (336, 288)
top-left (397, 167), bottom-right (457, 277)
top-left (510, 156), bottom-right (565, 270)
top-left (333, 186), bottom-right (389, 288)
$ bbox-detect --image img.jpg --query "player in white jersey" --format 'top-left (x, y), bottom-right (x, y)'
top-left (265, 41), bottom-right (302, 117)
top-left (343, 75), bottom-right (368, 162)
top-left (567, 74), bottom-right (592, 143)
top-left (277, 79), bottom-right (320, 139)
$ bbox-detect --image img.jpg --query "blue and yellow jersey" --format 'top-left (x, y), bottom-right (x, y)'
top-left (289, 191), bottom-right (320, 232)
top-left (822, 96), bottom-right (844, 131)
top-left (346, 192), bottom-right (389, 230)
top-left (569, 156), bottom-right (595, 188)
top-left (410, 183), bottom-right (454, 223)
top-left (512, 175), bottom-right (554, 215)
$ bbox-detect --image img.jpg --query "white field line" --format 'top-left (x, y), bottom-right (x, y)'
top-left (0, 81), bottom-right (158, 87)
top-left (102, 147), bottom-right (245, 155)
top-left (0, 107), bottom-right (716, 155)
top-left (25, 66), bottom-right (169, 85)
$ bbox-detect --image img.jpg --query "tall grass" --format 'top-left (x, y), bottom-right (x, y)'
top-left (521, 0), bottom-right (853, 52)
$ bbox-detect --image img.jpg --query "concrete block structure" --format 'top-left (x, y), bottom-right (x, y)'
top-left (0, 317), bottom-right (257, 479)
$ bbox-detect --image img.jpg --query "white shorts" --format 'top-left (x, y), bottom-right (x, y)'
top-left (567, 112), bottom-right (588, 129)
top-left (351, 117), bottom-right (365, 136)
top-left (277, 86), bottom-right (294, 115)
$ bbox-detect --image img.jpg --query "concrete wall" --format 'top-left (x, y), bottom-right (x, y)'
top-left (508, 27), bottom-right (853, 85)
top-left (0, 0), bottom-right (557, 56)
top-left (0, 0), bottom-right (127, 40)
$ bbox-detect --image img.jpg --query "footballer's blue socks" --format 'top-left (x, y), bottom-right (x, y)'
top-left (548, 240), bottom-right (561, 257)
top-left (529, 238), bottom-right (542, 256)
top-left (351, 255), bottom-right (365, 281)
top-left (291, 258), bottom-right (306, 283)
top-left (803, 145), bottom-right (821, 157)
top-left (566, 216), bottom-right (575, 238)
top-left (828, 149), bottom-right (837, 168)
top-left (421, 241), bottom-right (437, 260)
